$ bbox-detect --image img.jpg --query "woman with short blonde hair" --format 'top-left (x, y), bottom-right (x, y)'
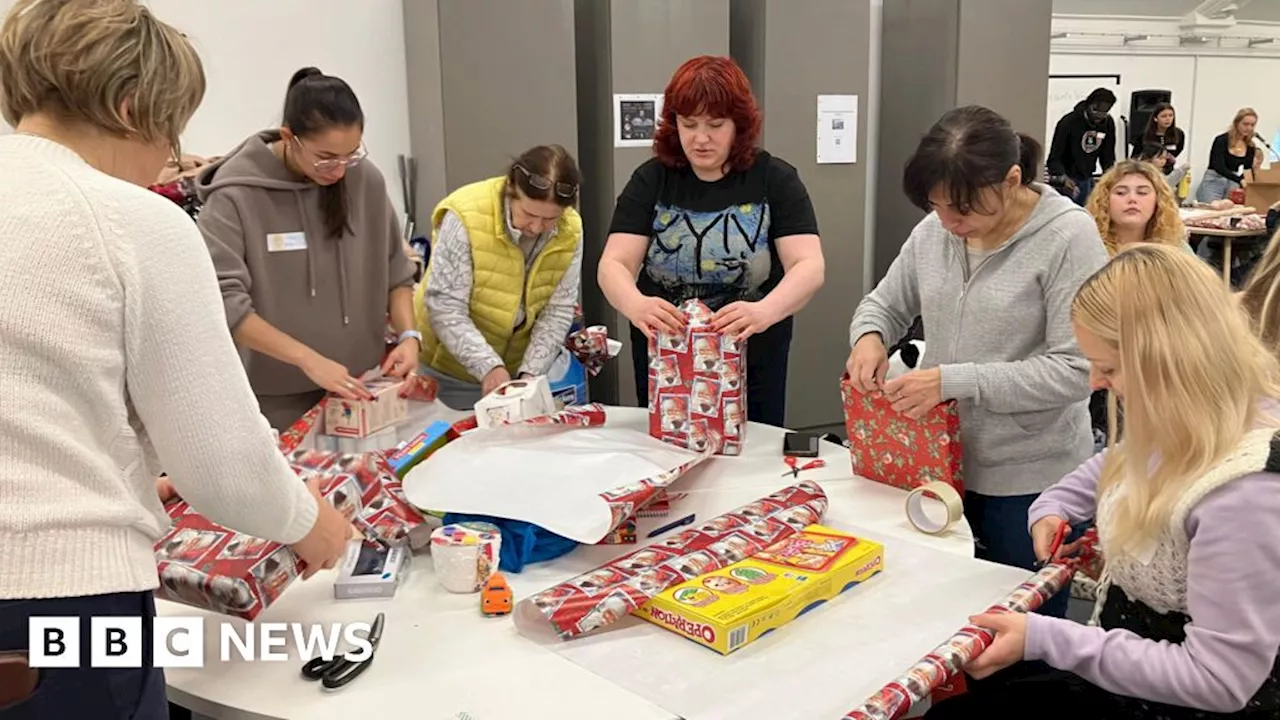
top-left (1085, 158), bottom-right (1190, 257)
top-left (927, 244), bottom-right (1280, 718)
top-left (0, 1), bottom-right (350, 716)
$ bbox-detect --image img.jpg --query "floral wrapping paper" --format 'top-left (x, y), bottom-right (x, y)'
top-left (154, 451), bottom-right (428, 620)
top-left (840, 377), bottom-right (964, 494)
top-left (649, 299), bottom-right (746, 456)
top-left (514, 481), bottom-right (829, 640)
top-left (840, 530), bottom-right (1101, 720)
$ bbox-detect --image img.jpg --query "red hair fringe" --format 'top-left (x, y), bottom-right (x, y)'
top-left (653, 55), bottom-right (761, 173)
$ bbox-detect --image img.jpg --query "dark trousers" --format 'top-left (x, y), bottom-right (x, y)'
top-left (0, 592), bottom-right (169, 719)
top-left (631, 315), bottom-right (793, 428)
top-left (1069, 175), bottom-right (1096, 206)
top-left (965, 491), bottom-right (1070, 619)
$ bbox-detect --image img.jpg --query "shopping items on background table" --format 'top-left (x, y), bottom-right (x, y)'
top-left (474, 375), bottom-right (557, 430)
top-left (641, 525), bottom-right (884, 655)
top-left (649, 299), bottom-right (746, 456)
top-left (512, 481), bottom-right (829, 642)
top-left (840, 529), bottom-right (1101, 720)
top-left (841, 376), bottom-right (964, 494)
top-left (430, 522), bottom-right (502, 593)
top-left (154, 450), bottom-right (429, 620)
top-left (403, 403), bottom-right (721, 546)
top-left (441, 513), bottom-right (578, 572)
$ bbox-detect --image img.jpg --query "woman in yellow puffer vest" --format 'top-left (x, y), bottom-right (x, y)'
top-left (414, 145), bottom-right (583, 409)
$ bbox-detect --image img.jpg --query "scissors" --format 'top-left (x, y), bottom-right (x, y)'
top-left (301, 613), bottom-right (384, 689)
top-left (783, 457), bottom-right (826, 477)
top-left (1036, 523), bottom-right (1070, 569)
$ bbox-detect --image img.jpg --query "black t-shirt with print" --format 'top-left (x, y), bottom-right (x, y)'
top-left (608, 150), bottom-right (819, 313)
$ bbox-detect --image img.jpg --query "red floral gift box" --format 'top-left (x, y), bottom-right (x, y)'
top-left (648, 299), bottom-right (746, 456)
top-left (840, 376), bottom-right (964, 494)
top-left (154, 451), bottom-right (426, 619)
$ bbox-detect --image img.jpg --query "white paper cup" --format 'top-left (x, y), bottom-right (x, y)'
top-left (430, 522), bottom-right (502, 593)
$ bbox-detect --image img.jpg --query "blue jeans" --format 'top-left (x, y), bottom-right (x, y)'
top-left (965, 491), bottom-right (1071, 619)
top-left (1069, 175), bottom-right (1095, 206)
top-left (0, 592), bottom-right (169, 719)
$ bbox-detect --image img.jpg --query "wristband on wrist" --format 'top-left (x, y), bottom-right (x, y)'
top-left (397, 329), bottom-right (422, 345)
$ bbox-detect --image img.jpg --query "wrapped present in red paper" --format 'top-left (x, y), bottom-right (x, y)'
top-left (840, 376), bottom-right (963, 494)
top-left (154, 452), bottom-right (426, 619)
top-left (648, 299), bottom-right (745, 456)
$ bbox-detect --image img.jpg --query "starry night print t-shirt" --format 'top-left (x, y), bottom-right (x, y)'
top-left (608, 151), bottom-right (819, 312)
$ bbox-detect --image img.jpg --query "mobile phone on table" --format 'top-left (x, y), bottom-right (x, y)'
top-left (783, 432), bottom-right (820, 458)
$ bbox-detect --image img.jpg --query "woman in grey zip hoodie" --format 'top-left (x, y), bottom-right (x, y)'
top-left (847, 107), bottom-right (1109, 606)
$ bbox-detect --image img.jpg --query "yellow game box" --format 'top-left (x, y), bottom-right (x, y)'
top-left (640, 524), bottom-right (884, 655)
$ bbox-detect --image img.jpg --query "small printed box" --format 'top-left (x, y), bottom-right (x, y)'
top-left (640, 525), bottom-right (884, 655)
top-left (384, 420), bottom-right (457, 478)
top-left (325, 377), bottom-right (409, 438)
top-left (333, 539), bottom-right (412, 600)
top-left (474, 375), bottom-right (556, 429)
top-left (648, 299), bottom-right (746, 456)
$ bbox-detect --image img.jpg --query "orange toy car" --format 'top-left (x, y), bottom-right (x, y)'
top-left (481, 573), bottom-right (513, 616)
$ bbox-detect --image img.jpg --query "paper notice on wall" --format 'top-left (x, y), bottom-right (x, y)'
top-left (614, 93), bottom-right (664, 148)
top-left (817, 94), bottom-right (858, 164)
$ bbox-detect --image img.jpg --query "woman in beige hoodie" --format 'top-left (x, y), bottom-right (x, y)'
top-left (198, 67), bottom-right (419, 430)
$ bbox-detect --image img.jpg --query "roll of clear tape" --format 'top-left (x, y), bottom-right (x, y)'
top-left (905, 481), bottom-right (964, 535)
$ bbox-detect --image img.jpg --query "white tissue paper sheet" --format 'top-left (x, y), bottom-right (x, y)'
top-left (401, 424), bottom-right (704, 544)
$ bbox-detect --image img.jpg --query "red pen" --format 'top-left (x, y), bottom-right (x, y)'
top-left (1038, 522), bottom-right (1069, 568)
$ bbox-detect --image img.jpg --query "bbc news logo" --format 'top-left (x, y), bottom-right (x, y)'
top-left (28, 617), bottom-right (373, 668)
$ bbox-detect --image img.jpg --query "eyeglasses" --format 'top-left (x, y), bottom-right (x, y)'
top-left (515, 164), bottom-right (577, 199)
top-left (293, 136), bottom-right (367, 172)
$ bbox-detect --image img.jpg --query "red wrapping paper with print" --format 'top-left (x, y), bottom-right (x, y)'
top-left (154, 450), bottom-right (427, 620)
top-left (566, 325), bottom-right (619, 377)
top-left (840, 530), bottom-right (1101, 720)
top-left (513, 481), bottom-right (828, 641)
top-left (648, 299), bottom-right (746, 456)
top-left (841, 376), bottom-right (964, 494)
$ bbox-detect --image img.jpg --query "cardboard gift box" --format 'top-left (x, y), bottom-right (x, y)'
top-left (840, 376), bottom-right (964, 494)
top-left (154, 451), bottom-right (426, 619)
top-left (640, 525), bottom-right (884, 655)
top-left (475, 376), bottom-right (557, 429)
top-left (324, 376), bottom-right (409, 438)
top-left (648, 299), bottom-right (745, 456)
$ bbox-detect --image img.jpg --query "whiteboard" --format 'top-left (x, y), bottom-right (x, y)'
top-left (1045, 74), bottom-right (1122, 176)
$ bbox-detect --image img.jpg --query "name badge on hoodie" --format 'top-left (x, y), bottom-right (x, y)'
top-left (266, 232), bottom-right (307, 252)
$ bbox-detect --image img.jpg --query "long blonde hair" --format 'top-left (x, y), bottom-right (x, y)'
top-left (1072, 244), bottom-right (1280, 550)
top-left (1085, 159), bottom-right (1186, 257)
top-left (1227, 107), bottom-right (1258, 149)
top-left (1240, 228), bottom-right (1280, 355)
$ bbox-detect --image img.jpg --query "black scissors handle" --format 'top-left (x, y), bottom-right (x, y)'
top-left (300, 613), bottom-right (384, 690)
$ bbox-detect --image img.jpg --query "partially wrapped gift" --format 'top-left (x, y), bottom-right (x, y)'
top-left (648, 299), bottom-right (746, 456)
top-left (840, 376), bottom-right (963, 494)
top-left (325, 376), bottom-right (409, 438)
top-left (154, 452), bottom-right (427, 619)
top-left (566, 325), bottom-right (622, 377)
top-left (474, 376), bottom-right (557, 429)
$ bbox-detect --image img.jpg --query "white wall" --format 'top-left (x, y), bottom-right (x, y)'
top-left (1048, 14), bottom-right (1280, 192)
top-left (0, 0), bottom-right (413, 216)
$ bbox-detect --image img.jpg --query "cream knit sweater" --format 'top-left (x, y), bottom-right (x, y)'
top-left (0, 134), bottom-right (317, 600)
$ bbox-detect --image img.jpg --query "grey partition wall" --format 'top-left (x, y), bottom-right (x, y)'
top-left (729, 0), bottom-right (877, 431)
top-left (874, 0), bottom-right (1052, 283)
top-left (574, 0), bottom-right (731, 406)
top-left (403, 0), bottom-right (579, 215)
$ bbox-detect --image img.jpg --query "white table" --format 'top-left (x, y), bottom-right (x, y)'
top-left (163, 405), bottom-right (982, 720)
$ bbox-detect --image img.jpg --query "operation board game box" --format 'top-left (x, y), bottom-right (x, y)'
top-left (640, 524), bottom-right (884, 655)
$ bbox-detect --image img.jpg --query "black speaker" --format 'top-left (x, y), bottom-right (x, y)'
top-left (1128, 89), bottom-right (1173, 150)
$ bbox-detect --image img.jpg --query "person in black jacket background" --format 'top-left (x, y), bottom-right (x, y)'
top-left (1047, 88), bottom-right (1118, 206)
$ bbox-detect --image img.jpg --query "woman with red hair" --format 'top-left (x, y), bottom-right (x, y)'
top-left (598, 55), bottom-right (825, 427)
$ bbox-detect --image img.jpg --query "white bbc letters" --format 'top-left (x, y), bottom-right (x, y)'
top-left (153, 616), bottom-right (205, 668)
top-left (91, 617), bottom-right (141, 668)
top-left (27, 616), bottom-right (79, 668)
